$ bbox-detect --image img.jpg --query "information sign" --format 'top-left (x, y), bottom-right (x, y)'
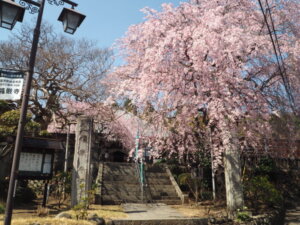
top-left (18, 152), bottom-right (53, 176)
top-left (0, 70), bottom-right (24, 100)
top-left (19, 152), bottom-right (43, 172)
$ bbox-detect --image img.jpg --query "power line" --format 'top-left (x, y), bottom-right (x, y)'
top-left (257, 0), bottom-right (295, 112)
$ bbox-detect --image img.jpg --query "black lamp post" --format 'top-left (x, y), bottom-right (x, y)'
top-left (0, 0), bottom-right (85, 224)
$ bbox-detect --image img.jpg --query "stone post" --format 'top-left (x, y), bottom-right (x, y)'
top-left (71, 116), bottom-right (93, 207)
top-left (223, 129), bottom-right (244, 217)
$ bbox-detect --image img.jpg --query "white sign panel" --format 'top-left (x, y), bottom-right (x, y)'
top-left (43, 154), bottom-right (52, 174)
top-left (0, 70), bottom-right (24, 100)
top-left (19, 152), bottom-right (43, 172)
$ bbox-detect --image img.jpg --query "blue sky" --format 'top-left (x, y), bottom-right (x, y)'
top-left (1, 0), bottom-right (184, 49)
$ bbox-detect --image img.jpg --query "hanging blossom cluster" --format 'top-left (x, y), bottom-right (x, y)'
top-left (47, 99), bottom-right (156, 151)
top-left (106, 0), bottom-right (300, 167)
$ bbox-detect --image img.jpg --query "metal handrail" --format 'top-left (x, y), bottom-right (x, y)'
top-left (135, 159), bottom-right (144, 202)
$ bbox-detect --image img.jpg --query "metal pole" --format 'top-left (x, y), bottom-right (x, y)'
top-left (42, 181), bottom-right (48, 207)
top-left (140, 151), bottom-right (144, 198)
top-left (135, 128), bottom-right (139, 160)
top-left (209, 128), bottom-right (216, 200)
top-left (4, 0), bottom-right (46, 224)
top-left (64, 124), bottom-right (70, 173)
top-left (63, 123), bottom-right (70, 200)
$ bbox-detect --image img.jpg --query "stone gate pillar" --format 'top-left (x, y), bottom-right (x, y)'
top-left (71, 116), bottom-right (93, 207)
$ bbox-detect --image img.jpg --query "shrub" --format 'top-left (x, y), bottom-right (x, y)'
top-left (244, 176), bottom-right (283, 211)
top-left (0, 203), bottom-right (5, 214)
top-left (73, 203), bottom-right (88, 220)
top-left (50, 172), bottom-right (72, 208)
top-left (254, 157), bottom-right (278, 182)
top-left (236, 211), bottom-right (251, 222)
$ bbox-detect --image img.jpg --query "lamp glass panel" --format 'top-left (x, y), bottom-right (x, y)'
top-left (1, 3), bottom-right (19, 29)
top-left (66, 12), bottom-right (80, 30)
top-left (62, 15), bottom-right (73, 34)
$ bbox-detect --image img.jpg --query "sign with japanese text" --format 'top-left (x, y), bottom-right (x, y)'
top-left (0, 70), bottom-right (24, 100)
top-left (18, 152), bottom-right (53, 174)
top-left (19, 152), bottom-right (43, 172)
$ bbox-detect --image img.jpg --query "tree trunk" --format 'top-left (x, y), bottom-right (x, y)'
top-left (223, 129), bottom-right (244, 217)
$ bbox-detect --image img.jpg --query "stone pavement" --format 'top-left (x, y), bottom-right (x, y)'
top-left (110, 203), bottom-right (208, 225)
top-left (122, 203), bottom-right (187, 220)
top-left (285, 206), bottom-right (300, 225)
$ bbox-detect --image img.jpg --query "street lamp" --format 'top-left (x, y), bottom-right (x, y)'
top-left (0, 0), bottom-right (25, 30)
top-left (58, 7), bottom-right (85, 34)
top-left (0, 0), bottom-right (85, 225)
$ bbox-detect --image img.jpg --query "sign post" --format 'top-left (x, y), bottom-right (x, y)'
top-left (0, 69), bottom-right (24, 101)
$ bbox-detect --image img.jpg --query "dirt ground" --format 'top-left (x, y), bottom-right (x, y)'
top-left (0, 198), bottom-right (226, 224)
top-left (171, 200), bottom-right (227, 218)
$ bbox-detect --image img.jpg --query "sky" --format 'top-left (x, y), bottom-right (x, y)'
top-left (0, 0), bottom-right (184, 51)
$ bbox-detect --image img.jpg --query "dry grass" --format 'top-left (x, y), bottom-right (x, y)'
top-left (67, 204), bottom-right (127, 220)
top-left (0, 204), bottom-right (126, 224)
top-left (11, 217), bottom-right (94, 225)
top-left (171, 204), bottom-right (227, 218)
top-left (36, 206), bottom-right (50, 217)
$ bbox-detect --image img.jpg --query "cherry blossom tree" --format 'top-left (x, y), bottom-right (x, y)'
top-left (47, 100), bottom-right (151, 151)
top-left (107, 0), bottom-right (300, 213)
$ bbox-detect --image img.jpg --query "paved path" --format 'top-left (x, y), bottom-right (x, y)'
top-left (285, 206), bottom-right (300, 225)
top-left (121, 203), bottom-right (188, 220)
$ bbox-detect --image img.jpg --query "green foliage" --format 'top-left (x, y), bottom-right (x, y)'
top-left (0, 100), bottom-right (15, 114)
top-left (50, 172), bottom-right (72, 208)
top-left (39, 130), bottom-right (51, 136)
top-left (255, 157), bottom-right (278, 176)
top-left (0, 203), bottom-right (5, 214)
top-left (73, 182), bottom-right (97, 220)
top-left (195, 151), bottom-right (211, 168)
top-left (73, 183), bottom-right (98, 220)
top-left (153, 158), bottom-right (167, 164)
top-left (73, 202), bottom-right (88, 220)
top-left (244, 176), bottom-right (283, 211)
top-left (178, 173), bottom-right (192, 186)
top-left (236, 210), bottom-right (251, 222)
top-left (0, 109), bottom-right (40, 137)
top-left (201, 191), bottom-right (213, 200)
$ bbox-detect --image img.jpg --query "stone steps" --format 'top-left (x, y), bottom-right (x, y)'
top-left (102, 194), bottom-right (142, 202)
top-left (102, 177), bottom-right (140, 183)
top-left (99, 162), bottom-right (142, 205)
top-left (98, 162), bottom-right (182, 205)
top-left (146, 179), bottom-right (172, 185)
top-left (144, 165), bottom-right (181, 205)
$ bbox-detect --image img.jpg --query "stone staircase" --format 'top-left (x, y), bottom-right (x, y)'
top-left (145, 164), bottom-right (182, 205)
top-left (97, 162), bottom-right (182, 205)
top-left (98, 162), bottom-right (143, 204)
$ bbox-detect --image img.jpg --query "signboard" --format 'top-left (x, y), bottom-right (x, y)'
top-left (18, 152), bottom-right (53, 179)
top-left (0, 70), bottom-right (24, 100)
top-left (19, 152), bottom-right (43, 172)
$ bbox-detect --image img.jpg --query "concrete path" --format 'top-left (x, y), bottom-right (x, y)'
top-left (285, 206), bottom-right (300, 225)
top-left (121, 203), bottom-right (188, 220)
